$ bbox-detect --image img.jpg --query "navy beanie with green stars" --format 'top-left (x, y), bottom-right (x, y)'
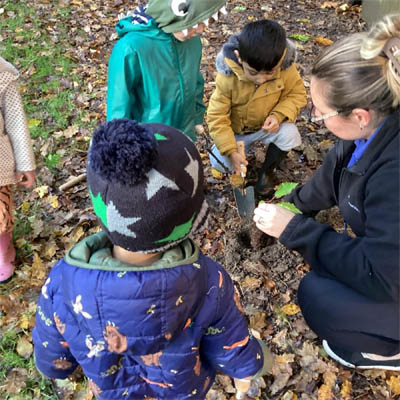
top-left (87, 119), bottom-right (208, 253)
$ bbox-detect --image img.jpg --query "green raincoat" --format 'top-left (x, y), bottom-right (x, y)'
top-left (107, 1), bottom-right (226, 141)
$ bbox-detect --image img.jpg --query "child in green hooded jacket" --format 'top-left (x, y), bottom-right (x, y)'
top-left (107, 1), bottom-right (227, 142)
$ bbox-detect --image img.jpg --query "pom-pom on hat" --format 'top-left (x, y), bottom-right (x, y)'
top-left (87, 119), bottom-right (208, 253)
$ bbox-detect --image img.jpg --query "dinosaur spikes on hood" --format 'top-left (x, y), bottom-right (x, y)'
top-left (146, 0), bottom-right (227, 34)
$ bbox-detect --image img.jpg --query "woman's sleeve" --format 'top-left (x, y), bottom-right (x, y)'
top-left (285, 144), bottom-right (339, 215)
top-left (280, 159), bottom-right (399, 302)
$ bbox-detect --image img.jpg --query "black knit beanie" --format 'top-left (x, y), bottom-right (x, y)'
top-left (87, 119), bottom-right (208, 253)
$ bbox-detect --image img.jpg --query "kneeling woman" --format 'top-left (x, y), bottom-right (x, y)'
top-left (254, 14), bottom-right (400, 370)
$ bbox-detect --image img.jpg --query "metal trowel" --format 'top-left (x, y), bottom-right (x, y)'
top-left (232, 141), bottom-right (255, 219)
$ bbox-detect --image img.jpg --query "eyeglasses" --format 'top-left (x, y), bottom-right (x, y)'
top-left (308, 102), bottom-right (341, 126)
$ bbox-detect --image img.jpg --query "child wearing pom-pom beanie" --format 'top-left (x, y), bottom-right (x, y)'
top-left (33, 119), bottom-right (272, 399)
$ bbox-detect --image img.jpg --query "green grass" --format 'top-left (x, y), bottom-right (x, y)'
top-left (0, 2), bottom-right (93, 395)
top-left (0, 330), bottom-right (57, 399)
top-left (0, 0), bottom-right (91, 141)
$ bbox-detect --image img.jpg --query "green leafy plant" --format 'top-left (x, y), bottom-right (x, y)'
top-left (259, 182), bottom-right (302, 214)
top-left (274, 182), bottom-right (298, 198)
top-left (289, 33), bottom-right (311, 42)
top-left (45, 153), bottom-right (61, 170)
top-left (274, 182), bottom-right (302, 214)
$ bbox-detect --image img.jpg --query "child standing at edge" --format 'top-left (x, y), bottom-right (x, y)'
top-left (207, 20), bottom-right (307, 195)
top-left (0, 56), bottom-right (35, 283)
top-left (33, 119), bottom-right (272, 399)
top-left (107, 0), bottom-right (227, 142)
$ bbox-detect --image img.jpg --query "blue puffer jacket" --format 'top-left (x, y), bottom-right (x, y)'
top-left (33, 233), bottom-right (271, 399)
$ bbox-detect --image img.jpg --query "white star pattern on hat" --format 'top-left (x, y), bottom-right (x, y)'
top-left (145, 169), bottom-right (179, 200)
top-left (184, 149), bottom-right (199, 197)
top-left (107, 201), bottom-right (141, 238)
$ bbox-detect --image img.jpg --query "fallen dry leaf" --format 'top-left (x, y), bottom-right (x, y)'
top-left (281, 304), bottom-right (301, 315)
top-left (16, 336), bottom-right (33, 359)
top-left (270, 353), bottom-right (295, 394)
top-left (340, 379), bottom-right (353, 400)
top-left (317, 384), bottom-right (333, 400)
top-left (0, 368), bottom-right (28, 394)
top-left (315, 36), bottom-right (334, 46)
top-left (249, 311), bottom-right (268, 331)
top-left (387, 375), bottom-right (400, 396)
top-left (241, 275), bottom-right (262, 290)
top-left (321, 1), bottom-right (338, 8)
top-left (281, 390), bottom-right (298, 400)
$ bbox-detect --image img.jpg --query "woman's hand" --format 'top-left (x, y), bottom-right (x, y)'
top-left (16, 171), bottom-right (36, 189)
top-left (253, 203), bottom-right (295, 238)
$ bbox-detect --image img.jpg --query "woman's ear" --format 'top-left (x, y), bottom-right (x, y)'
top-left (351, 108), bottom-right (371, 129)
top-left (234, 49), bottom-right (242, 64)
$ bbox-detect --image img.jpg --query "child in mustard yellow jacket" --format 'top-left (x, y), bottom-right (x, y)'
top-left (207, 20), bottom-right (306, 195)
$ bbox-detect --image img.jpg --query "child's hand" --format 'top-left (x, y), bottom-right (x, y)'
top-left (16, 171), bottom-right (36, 189)
top-left (229, 152), bottom-right (248, 176)
top-left (253, 203), bottom-right (295, 238)
top-left (234, 376), bottom-right (252, 399)
top-left (195, 124), bottom-right (205, 135)
top-left (262, 115), bottom-right (279, 133)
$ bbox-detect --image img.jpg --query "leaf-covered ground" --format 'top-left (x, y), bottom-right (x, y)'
top-left (0, 1), bottom-right (399, 399)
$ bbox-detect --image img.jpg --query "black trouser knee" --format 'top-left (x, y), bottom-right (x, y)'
top-left (298, 271), bottom-right (400, 356)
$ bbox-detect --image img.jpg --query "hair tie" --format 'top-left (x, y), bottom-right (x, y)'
top-left (383, 37), bottom-right (400, 76)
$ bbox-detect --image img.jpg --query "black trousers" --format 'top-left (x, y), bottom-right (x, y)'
top-left (298, 271), bottom-right (400, 356)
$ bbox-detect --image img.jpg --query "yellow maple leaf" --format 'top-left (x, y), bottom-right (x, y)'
top-left (318, 384), bottom-right (333, 400)
top-left (340, 379), bottom-right (353, 400)
top-left (47, 195), bottom-right (59, 209)
top-left (387, 375), bottom-right (400, 396)
top-left (323, 370), bottom-right (337, 387)
top-left (20, 201), bottom-right (30, 213)
top-left (281, 304), bottom-right (301, 315)
top-left (18, 314), bottom-right (30, 330)
top-left (28, 118), bottom-right (41, 129)
top-left (211, 168), bottom-right (224, 180)
top-left (34, 185), bottom-right (49, 199)
top-left (315, 36), bottom-right (334, 46)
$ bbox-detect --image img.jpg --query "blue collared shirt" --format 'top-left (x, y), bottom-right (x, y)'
top-left (347, 119), bottom-right (387, 168)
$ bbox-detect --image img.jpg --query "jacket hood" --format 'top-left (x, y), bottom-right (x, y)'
top-left (216, 34), bottom-right (297, 76)
top-left (115, 6), bottom-right (159, 39)
top-left (146, 0), bottom-right (227, 34)
top-left (61, 232), bottom-right (207, 355)
top-left (0, 56), bottom-right (19, 94)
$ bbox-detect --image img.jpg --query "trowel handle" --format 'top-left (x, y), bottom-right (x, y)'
top-left (237, 141), bottom-right (246, 158)
top-left (237, 141), bottom-right (247, 178)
